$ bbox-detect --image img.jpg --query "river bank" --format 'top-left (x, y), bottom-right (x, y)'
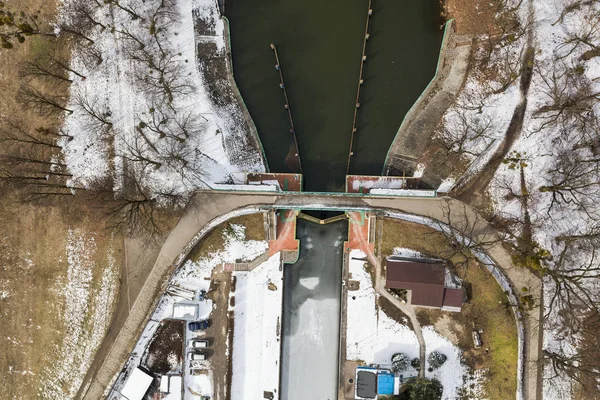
top-left (382, 20), bottom-right (473, 186)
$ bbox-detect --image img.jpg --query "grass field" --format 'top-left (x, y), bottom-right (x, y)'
top-left (0, 194), bottom-right (122, 399)
top-left (381, 217), bottom-right (518, 399)
top-left (0, 2), bottom-right (124, 397)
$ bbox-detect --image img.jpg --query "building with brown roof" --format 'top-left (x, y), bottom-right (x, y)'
top-left (385, 257), bottom-right (465, 312)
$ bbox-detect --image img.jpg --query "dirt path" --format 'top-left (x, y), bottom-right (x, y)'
top-left (204, 269), bottom-right (232, 400)
top-left (454, 0), bottom-right (536, 205)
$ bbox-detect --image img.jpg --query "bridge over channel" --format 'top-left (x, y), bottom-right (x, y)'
top-left (80, 190), bottom-right (542, 400)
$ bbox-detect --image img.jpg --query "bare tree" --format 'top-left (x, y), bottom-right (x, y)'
top-left (0, 119), bottom-right (63, 149)
top-left (545, 232), bottom-right (600, 320)
top-left (64, 1), bottom-right (107, 31)
top-left (531, 58), bottom-right (600, 146)
top-left (491, 42), bottom-right (526, 94)
top-left (110, 1), bottom-right (191, 107)
top-left (440, 106), bottom-right (495, 157)
top-left (0, 153), bottom-right (66, 170)
top-left (492, 151), bottom-right (553, 271)
top-left (105, 168), bottom-right (177, 236)
top-left (137, 104), bottom-right (203, 142)
top-left (73, 90), bottom-right (112, 130)
top-left (58, 1), bottom-right (108, 44)
top-left (79, 42), bottom-right (104, 67)
top-left (43, 51), bottom-right (87, 80)
top-left (133, 50), bottom-right (194, 105)
top-left (147, 0), bottom-right (179, 36)
top-left (428, 199), bottom-right (500, 272)
top-left (555, 1), bottom-right (600, 61)
top-left (20, 59), bottom-right (73, 84)
top-left (120, 134), bottom-right (163, 171)
top-left (544, 310), bottom-right (600, 395)
top-left (539, 149), bottom-right (600, 220)
top-left (477, 0), bottom-right (530, 91)
top-left (105, 0), bottom-right (145, 21)
top-left (18, 83), bottom-right (73, 115)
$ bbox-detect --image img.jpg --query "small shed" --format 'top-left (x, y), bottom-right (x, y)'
top-left (172, 302), bottom-right (198, 320)
top-left (160, 375), bottom-right (183, 400)
top-left (120, 368), bottom-right (153, 400)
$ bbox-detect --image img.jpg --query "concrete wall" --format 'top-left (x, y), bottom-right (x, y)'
top-left (383, 20), bottom-right (472, 179)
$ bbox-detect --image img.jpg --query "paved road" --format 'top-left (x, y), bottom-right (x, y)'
top-left (81, 191), bottom-right (541, 400)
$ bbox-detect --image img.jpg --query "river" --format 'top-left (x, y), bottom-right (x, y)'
top-left (226, 0), bottom-right (443, 191)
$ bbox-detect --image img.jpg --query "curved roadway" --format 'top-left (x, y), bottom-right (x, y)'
top-left (80, 190), bottom-right (542, 400)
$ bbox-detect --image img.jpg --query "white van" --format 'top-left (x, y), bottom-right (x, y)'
top-left (189, 339), bottom-right (209, 348)
top-left (188, 352), bottom-right (207, 361)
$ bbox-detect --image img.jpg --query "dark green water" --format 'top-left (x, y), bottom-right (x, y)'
top-left (226, 1), bottom-right (443, 191)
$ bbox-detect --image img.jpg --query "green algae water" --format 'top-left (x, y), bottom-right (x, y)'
top-left (226, 0), bottom-right (442, 191)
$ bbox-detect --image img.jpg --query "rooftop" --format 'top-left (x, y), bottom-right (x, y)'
top-left (385, 258), bottom-right (465, 310)
top-left (355, 368), bottom-right (377, 399)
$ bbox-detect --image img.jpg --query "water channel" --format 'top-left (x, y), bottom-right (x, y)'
top-left (226, 1), bottom-right (443, 397)
top-left (280, 219), bottom-right (347, 400)
top-left (226, 0), bottom-right (443, 191)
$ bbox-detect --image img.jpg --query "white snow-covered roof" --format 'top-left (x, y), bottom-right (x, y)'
top-left (437, 178), bottom-right (455, 193)
top-left (212, 183), bottom-right (279, 192)
top-left (172, 302), bottom-right (198, 319)
top-left (162, 376), bottom-right (182, 400)
top-left (120, 368), bottom-right (153, 400)
top-left (444, 269), bottom-right (462, 289)
top-left (369, 188), bottom-right (436, 197)
top-left (159, 375), bottom-right (170, 392)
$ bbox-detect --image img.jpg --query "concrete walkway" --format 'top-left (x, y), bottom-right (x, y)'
top-left (81, 191), bottom-right (541, 400)
top-left (365, 214), bottom-right (426, 378)
top-left (380, 292), bottom-right (425, 378)
top-left (377, 280), bottom-right (426, 378)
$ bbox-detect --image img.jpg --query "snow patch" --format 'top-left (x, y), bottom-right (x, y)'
top-left (231, 253), bottom-right (283, 400)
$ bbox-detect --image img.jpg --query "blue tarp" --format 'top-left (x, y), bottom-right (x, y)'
top-left (377, 372), bottom-right (395, 395)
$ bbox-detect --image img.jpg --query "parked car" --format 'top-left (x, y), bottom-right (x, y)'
top-left (188, 320), bottom-right (210, 331)
top-left (189, 339), bottom-right (209, 348)
top-left (472, 330), bottom-right (482, 348)
top-left (188, 352), bottom-right (207, 361)
top-left (198, 289), bottom-right (207, 301)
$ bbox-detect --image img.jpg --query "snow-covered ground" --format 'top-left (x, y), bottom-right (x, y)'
top-left (436, 1), bottom-right (600, 396)
top-left (109, 222), bottom-right (269, 399)
top-left (346, 250), bottom-right (467, 399)
top-left (59, 0), bottom-right (265, 203)
top-left (185, 372), bottom-right (213, 398)
top-left (230, 253), bottom-right (283, 400)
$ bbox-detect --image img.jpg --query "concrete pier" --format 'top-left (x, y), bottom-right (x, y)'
top-left (346, 0), bottom-right (373, 175)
